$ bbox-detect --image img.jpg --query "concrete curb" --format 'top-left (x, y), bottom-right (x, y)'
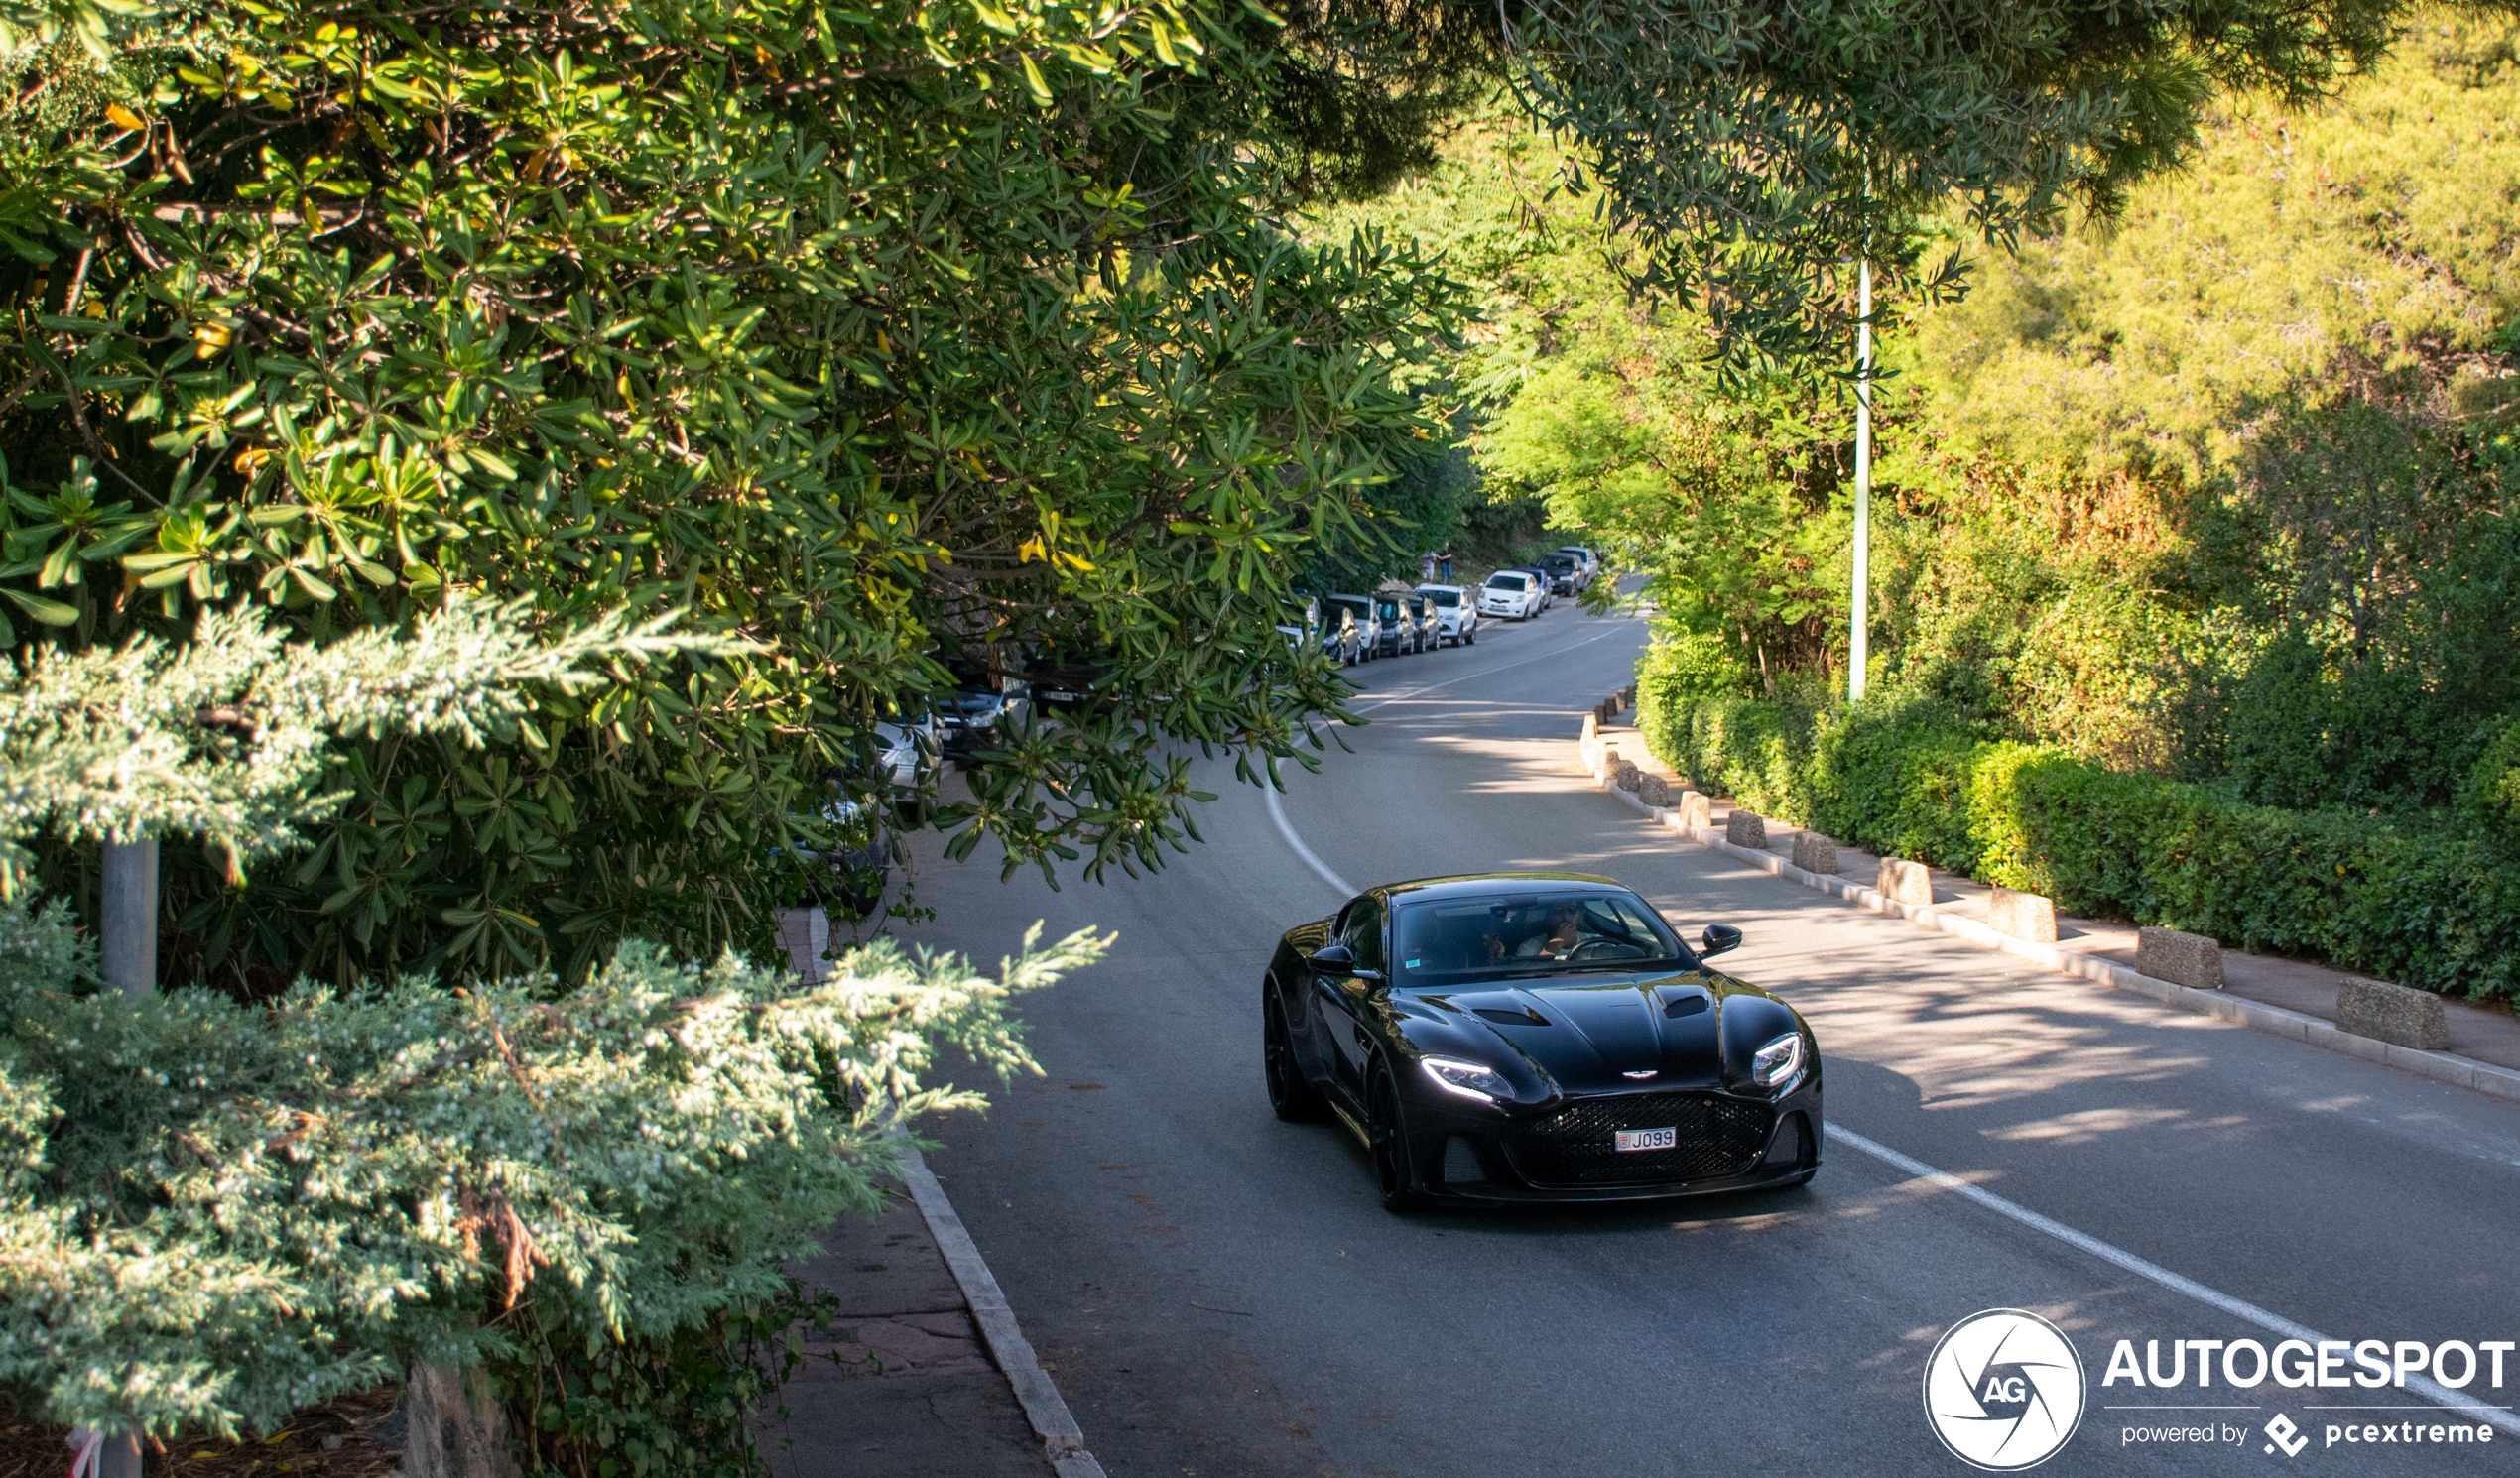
top-left (1579, 750), bottom-right (2520, 1106)
top-left (899, 1145), bottom-right (1108, 1477)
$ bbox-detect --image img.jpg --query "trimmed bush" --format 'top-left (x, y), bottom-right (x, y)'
top-left (0, 899), bottom-right (1102, 1456)
top-left (1640, 689), bottom-right (2520, 1001)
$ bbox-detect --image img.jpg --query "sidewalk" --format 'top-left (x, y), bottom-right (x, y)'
top-left (762, 1191), bottom-right (1050, 1478)
top-left (1583, 711), bottom-right (2520, 1092)
top-left (763, 910), bottom-right (1104, 1478)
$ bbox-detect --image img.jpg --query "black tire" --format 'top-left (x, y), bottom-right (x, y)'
top-left (1465, 627), bottom-right (1476, 645)
top-left (1367, 1060), bottom-right (1428, 1211)
top-left (1264, 991), bottom-right (1328, 1122)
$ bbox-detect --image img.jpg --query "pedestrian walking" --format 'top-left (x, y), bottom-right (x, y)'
top-left (1438, 546), bottom-right (1453, 582)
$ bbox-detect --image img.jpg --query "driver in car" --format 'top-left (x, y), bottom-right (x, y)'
top-left (1515, 900), bottom-right (1588, 961)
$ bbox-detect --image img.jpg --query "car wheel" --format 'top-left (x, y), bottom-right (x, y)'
top-left (1464, 627), bottom-right (1476, 645)
top-left (1265, 993), bottom-right (1328, 1122)
top-left (1367, 1060), bottom-right (1428, 1211)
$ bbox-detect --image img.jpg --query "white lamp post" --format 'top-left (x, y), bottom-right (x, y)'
top-left (1848, 257), bottom-right (1873, 703)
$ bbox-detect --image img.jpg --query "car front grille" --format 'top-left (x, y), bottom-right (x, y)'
top-left (1502, 1092), bottom-right (1773, 1186)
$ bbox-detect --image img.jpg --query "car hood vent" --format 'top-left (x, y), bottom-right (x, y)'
top-left (1473, 1006), bottom-right (1550, 1027)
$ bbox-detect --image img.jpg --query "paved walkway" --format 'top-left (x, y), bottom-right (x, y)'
top-left (757, 910), bottom-right (1075, 1478)
top-left (1591, 714), bottom-right (2520, 1075)
top-left (759, 1193), bottom-right (1051, 1478)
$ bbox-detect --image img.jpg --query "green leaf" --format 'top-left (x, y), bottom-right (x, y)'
top-left (2, 587), bottom-right (78, 625)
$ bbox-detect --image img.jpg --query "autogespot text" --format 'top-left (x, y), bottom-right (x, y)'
top-left (2101, 1335), bottom-right (2514, 1392)
top-left (2106, 1336), bottom-right (2510, 1453)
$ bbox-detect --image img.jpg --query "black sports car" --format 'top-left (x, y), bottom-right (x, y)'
top-left (1262, 872), bottom-right (1823, 1209)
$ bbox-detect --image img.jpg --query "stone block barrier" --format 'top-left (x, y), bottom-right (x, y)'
top-left (1637, 773), bottom-right (1670, 807)
top-left (1989, 887), bottom-right (2058, 943)
top-left (2137, 926), bottom-right (2223, 991)
top-left (2335, 977), bottom-right (2451, 1051)
top-left (1613, 758), bottom-right (1640, 791)
top-left (1877, 858), bottom-right (1933, 905)
top-left (1677, 791), bottom-right (1711, 828)
top-left (1725, 810), bottom-right (1767, 848)
top-left (1789, 832), bottom-right (1838, 876)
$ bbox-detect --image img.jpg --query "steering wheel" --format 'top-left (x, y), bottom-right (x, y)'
top-left (1570, 938), bottom-right (1637, 960)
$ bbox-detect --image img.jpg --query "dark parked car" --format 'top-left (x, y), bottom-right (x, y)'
top-left (1541, 551), bottom-right (1587, 595)
top-left (1371, 591), bottom-right (1432, 656)
top-left (1261, 872), bottom-right (1822, 1210)
top-left (1320, 594), bottom-right (1384, 663)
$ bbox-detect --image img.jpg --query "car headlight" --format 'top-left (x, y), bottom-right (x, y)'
top-left (1421, 1054), bottom-right (1513, 1103)
top-left (1751, 1031), bottom-right (1806, 1092)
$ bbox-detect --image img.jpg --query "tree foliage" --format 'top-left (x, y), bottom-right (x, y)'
top-left (1879, 12), bottom-right (2520, 802)
top-left (0, 594), bottom-right (729, 890)
top-left (0, 0), bottom-right (1468, 987)
top-left (1503, 0), bottom-right (2406, 364)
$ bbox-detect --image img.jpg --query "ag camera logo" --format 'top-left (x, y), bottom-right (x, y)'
top-left (1925, 1309), bottom-right (2088, 1470)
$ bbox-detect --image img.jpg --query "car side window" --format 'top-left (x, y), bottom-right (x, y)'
top-left (1339, 896), bottom-right (1386, 972)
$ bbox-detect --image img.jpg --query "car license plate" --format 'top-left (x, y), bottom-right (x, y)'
top-left (1615, 1127), bottom-right (1676, 1152)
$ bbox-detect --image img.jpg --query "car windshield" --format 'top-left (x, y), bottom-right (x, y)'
top-left (1485, 574), bottom-right (1527, 590)
top-left (1422, 589), bottom-right (1459, 606)
top-left (1324, 596), bottom-right (1369, 619)
top-left (1375, 599), bottom-right (1401, 617)
top-left (1544, 554), bottom-right (1575, 570)
top-left (1391, 893), bottom-right (1689, 984)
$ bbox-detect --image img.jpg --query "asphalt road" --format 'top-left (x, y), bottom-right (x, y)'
top-left (890, 600), bottom-right (2520, 1478)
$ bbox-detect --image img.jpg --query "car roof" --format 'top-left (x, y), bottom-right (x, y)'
top-left (1372, 871), bottom-right (1632, 904)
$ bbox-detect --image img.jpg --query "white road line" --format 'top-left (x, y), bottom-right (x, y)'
top-left (1828, 1123), bottom-right (2520, 1437)
top-left (1265, 783), bottom-right (1354, 897)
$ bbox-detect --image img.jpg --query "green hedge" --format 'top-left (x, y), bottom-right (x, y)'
top-left (1636, 687), bottom-right (2520, 1001)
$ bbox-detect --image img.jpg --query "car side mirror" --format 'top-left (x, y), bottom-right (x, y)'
top-left (1700, 924), bottom-right (1743, 959)
top-left (1307, 943), bottom-right (1355, 972)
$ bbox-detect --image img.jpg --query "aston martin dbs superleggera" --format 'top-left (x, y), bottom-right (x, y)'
top-left (1262, 872), bottom-right (1823, 1209)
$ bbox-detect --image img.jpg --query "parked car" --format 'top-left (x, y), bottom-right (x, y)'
top-left (870, 714), bottom-right (936, 790)
top-left (1541, 551), bottom-right (1587, 596)
top-left (1319, 611), bottom-right (1366, 666)
top-left (1261, 872), bottom-right (1819, 1210)
top-left (933, 681), bottom-right (1031, 765)
top-left (1510, 565), bottom-right (1557, 610)
top-left (1557, 546), bottom-right (1601, 582)
top-left (1321, 594), bottom-right (1384, 663)
top-left (1478, 570), bottom-right (1541, 621)
top-left (776, 791), bottom-right (890, 919)
top-left (1414, 584), bottom-right (1479, 646)
top-left (1371, 591), bottom-right (1433, 656)
top-left (1403, 592), bottom-right (1447, 652)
